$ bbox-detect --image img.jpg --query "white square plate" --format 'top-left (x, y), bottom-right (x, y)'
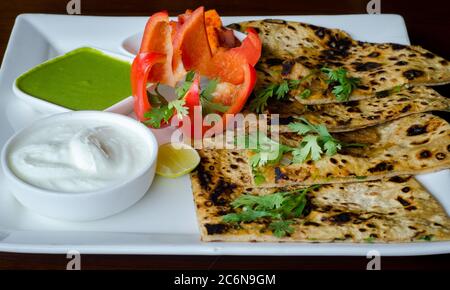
top-left (0, 14), bottom-right (449, 256)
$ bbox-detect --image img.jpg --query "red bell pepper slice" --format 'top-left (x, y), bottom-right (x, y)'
top-left (130, 52), bottom-right (165, 122)
top-left (224, 63), bottom-right (257, 114)
top-left (131, 7), bottom-right (262, 131)
top-left (139, 11), bottom-right (177, 86)
top-left (227, 28), bottom-right (262, 67)
top-left (178, 75), bottom-right (202, 139)
top-left (179, 25), bottom-right (261, 85)
top-left (172, 7), bottom-right (212, 75)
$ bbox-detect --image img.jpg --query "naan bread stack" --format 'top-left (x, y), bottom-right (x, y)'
top-left (190, 20), bottom-right (450, 243)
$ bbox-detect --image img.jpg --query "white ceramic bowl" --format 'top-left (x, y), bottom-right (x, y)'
top-left (1, 111), bottom-right (158, 221)
top-left (120, 30), bottom-right (247, 56)
top-left (12, 47), bottom-right (135, 115)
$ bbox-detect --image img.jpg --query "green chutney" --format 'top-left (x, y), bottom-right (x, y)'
top-left (16, 47), bottom-right (132, 110)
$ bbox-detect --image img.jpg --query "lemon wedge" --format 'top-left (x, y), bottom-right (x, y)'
top-left (156, 143), bottom-right (200, 178)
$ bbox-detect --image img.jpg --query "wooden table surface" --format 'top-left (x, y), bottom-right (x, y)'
top-left (1, 0), bottom-right (449, 270)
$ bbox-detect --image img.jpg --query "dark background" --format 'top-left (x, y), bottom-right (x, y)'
top-left (0, 0), bottom-right (449, 270)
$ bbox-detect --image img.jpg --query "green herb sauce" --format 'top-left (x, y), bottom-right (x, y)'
top-left (16, 47), bottom-right (131, 110)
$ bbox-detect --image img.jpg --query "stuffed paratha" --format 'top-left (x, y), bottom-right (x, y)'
top-left (268, 86), bottom-right (450, 132)
top-left (191, 150), bottom-right (450, 242)
top-left (245, 113), bottom-right (450, 187)
top-left (229, 20), bottom-right (450, 104)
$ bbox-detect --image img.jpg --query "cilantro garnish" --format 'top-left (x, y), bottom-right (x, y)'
top-left (199, 79), bottom-right (229, 114)
top-left (144, 71), bottom-right (230, 127)
top-left (242, 132), bottom-right (293, 168)
top-left (321, 67), bottom-right (360, 102)
top-left (145, 72), bottom-right (196, 128)
top-left (288, 117), bottom-right (342, 163)
top-left (144, 83), bottom-right (189, 128)
top-left (249, 80), bottom-right (300, 113)
top-left (419, 235), bottom-right (433, 242)
top-left (143, 106), bottom-right (174, 128)
top-left (269, 220), bottom-right (294, 238)
top-left (299, 89), bottom-right (311, 99)
top-left (176, 71), bottom-right (229, 115)
top-left (364, 236), bottom-right (376, 243)
top-left (175, 70), bottom-right (196, 98)
top-left (222, 186), bottom-right (319, 237)
top-left (253, 168), bottom-right (266, 185)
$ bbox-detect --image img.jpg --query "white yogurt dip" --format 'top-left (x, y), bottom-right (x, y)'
top-left (7, 120), bottom-right (149, 193)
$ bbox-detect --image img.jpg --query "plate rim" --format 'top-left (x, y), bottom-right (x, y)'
top-left (1, 13), bottom-right (449, 256)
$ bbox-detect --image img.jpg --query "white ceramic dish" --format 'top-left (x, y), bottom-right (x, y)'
top-left (1, 111), bottom-right (158, 221)
top-left (12, 47), bottom-right (134, 115)
top-left (121, 31), bottom-right (247, 57)
top-left (0, 14), bottom-right (449, 256)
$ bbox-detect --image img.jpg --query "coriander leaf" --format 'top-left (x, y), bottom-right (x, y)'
top-left (299, 89), bottom-right (311, 99)
top-left (175, 81), bottom-right (193, 98)
top-left (199, 78), bottom-right (231, 115)
top-left (231, 192), bottom-right (286, 211)
top-left (185, 70), bottom-right (195, 82)
top-left (392, 85), bottom-right (402, 93)
top-left (321, 67), bottom-right (360, 102)
top-left (289, 79), bottom-right (301, 87)
top-left (249, 80), bottom-right (301, 113)
top-left (201, 98), bottom-right (229, 115)
top-left (269, 220), bottom-right (294, 238)
top-left (246, 132), bottom-right (293, 167)
top-left (253, 170), bottom-right (266, 185)
top-left (222, 209), bottom-right (271, 223)
top-left (167, 99), bottom-right (188, 119)
top-left (275, 81), bottom-right (290, 99)
top-left (323, 138), bottom-right (341, 156)
top-left (419, 235), bottom-right (433, 242)
top-left (292, 135), bottom-right (322, 163)
top-left (315, 124), bottom-right (332, 138)
top-left (288, 118), bottom-right (344, 162)
top-left (175, 71), bottom-right (196, 98)
top-left (143, 106), bottom-right (173, 129)
top-left (249, 84), bottom-right (276, 113)
top-left (287, 122), bottom-right (313, 135)
top-left (364, 236), bottom-right (375, 243)
top-left (201, 79), bottom-right (218, 101)
top-left (221, 186), bottom-right (319, 237)
top-left (148, 84), bottom-right (168, 107)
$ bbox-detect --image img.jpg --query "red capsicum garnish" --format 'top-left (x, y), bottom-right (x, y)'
top-left (131, 52), bottom-right (165, 122)
top-left (130, 6), bottom-right (262, 134)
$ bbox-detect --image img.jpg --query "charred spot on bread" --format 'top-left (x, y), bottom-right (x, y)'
top-left (436, 152), bottom-right (446, 160)
top-left (403, 69), bottom-right (424, 80)
top-left (389, 176), bottom-right (411, 183)
top-left (274, 167), bottom-right (289, 182)
top-left (418, 150), bottom-right (432, 159)
top-left (197, 162), bottom-right (212, 190)
top-left (422, 52), bottom-right (435, 59)
top-left (353, 61), bottom-right (382, 72)
top-left (400, 104), bottom-right (412, 113)
top-left (407, 124), bottom-right (428, 136)
top-left (205, 223), bottom-right (229, 235)
top-left (368, 161), bottom-right (394, 173)
top-left (281, 60), bottom-right (295, 75)
top-left (265, 57), bottom-right (284, 66)
top-left (389, 43), bottom-right (407, 50)
top-left (210, 179), bottom-right (237, 206)
top-left (263, 19), bottom-right (287, 25)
